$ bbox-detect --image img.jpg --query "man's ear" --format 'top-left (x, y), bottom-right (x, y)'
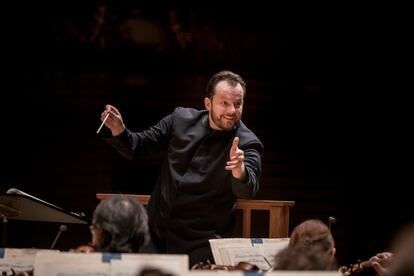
top-left (204, 97), bottom-right (211, 111)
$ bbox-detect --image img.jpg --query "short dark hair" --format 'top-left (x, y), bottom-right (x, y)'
top-left (205, 71), bottom-right (246, 99)
top-left (92, 195), bottom-right (149, 253)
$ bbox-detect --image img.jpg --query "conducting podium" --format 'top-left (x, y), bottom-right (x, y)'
top-left (96, 193), bottom-right (294, 238)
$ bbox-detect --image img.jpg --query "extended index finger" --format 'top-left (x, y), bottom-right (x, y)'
top-left (231, 137), bottom-right (239, 154)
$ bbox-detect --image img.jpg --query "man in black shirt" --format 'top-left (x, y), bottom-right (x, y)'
top-left (100, 71), bottom-right (263, 266)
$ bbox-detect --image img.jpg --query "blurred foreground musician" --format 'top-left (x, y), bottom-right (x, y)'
top-left (74, 194), bottom-right (150, 253)
top-left (274, 219), bottom-right (338, 271)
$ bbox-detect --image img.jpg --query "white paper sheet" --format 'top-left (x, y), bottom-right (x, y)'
top-left (208, 238), bottom-right (289, 269)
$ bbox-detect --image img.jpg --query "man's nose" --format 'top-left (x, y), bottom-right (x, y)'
top-left (228, 104), bottom-right (236, 114)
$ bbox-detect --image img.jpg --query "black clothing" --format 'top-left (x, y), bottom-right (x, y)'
top-left (104, 107), bottom-right (263, 264)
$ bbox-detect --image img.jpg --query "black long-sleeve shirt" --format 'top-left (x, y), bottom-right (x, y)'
top-left (104, 107), bottom-right (263, 254)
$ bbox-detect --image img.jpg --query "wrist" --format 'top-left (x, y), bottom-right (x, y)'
top-left (232, 165), bottom-right (246, 181)
top-left (112, 124), bottom-right (125, 136)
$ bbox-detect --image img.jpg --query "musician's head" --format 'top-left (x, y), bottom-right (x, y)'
top-left (289, 219), bottom-right (336, 256)
top-left (91, 195), bottom-right (150, 253)
top-left (274, 242), bottom-right (338, 271)
top-left (274, 219), bottom-right (337, 271)
top-left (138, 268), bottom-right (175, 276)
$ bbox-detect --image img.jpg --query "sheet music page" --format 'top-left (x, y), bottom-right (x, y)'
top-left (253, 238), bottom-right (290, 247)
top-left (118, 254), bottom-right (188, 274)
top-left (0, 248), bottom-right (57, 275)
top-left (209, 238), bottom-right (289, 267)
top-left (208, 238), bottom-right (252, 264)
top-left (110, 259), bottom-right (182, 276)
top-left (34, 252), bottom-right (105, 276)
top-left (219, 247), bottom-right (272, 270)
top-left (261, 247), bottom-right (279, 267)
top-left (43, 262), bottom-right (110, 276)
top-left (253, 238), bottom-right (290, 266)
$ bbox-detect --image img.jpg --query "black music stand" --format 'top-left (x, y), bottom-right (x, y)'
top-left (0, 188), bottom-right (87, 247)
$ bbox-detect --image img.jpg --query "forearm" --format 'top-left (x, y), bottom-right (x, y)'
top-left (103, 115), bottom-right (172, 159)
top-left (103, 128), bottom-right (135, 159)
top-left (231, 148), bottom-right (261, 198)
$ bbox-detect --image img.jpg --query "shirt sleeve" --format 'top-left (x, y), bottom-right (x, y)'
top-left (103, 113), bottom-right (173, 159)
top-left (231, 142), bottom-right (263, 198)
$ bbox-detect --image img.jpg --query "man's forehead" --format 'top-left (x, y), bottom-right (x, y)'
top-left (215, 82), bottom-right (243, 97)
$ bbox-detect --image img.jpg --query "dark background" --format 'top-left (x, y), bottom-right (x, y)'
top-left (3, 1), bottom-right (412, 274)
